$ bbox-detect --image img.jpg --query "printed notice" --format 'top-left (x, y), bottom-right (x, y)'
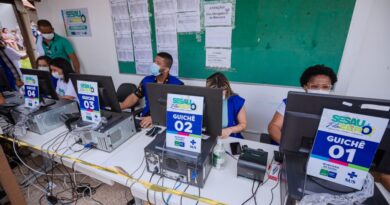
top-left (177, 12), bottom-right (200, 33)
top-left (204, 3), bottom-right (232, 26)
top-left (177, 0), bottom-right (200, 12)
top-left (206, 48), bottom-right (231, 68)
top-left (205, 26), bottom-right (232, 48)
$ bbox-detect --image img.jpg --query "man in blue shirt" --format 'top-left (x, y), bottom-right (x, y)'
top-left (120, 52), bottom-right (184, 128)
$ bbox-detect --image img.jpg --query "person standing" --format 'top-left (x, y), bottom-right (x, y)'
top-left (37, 19), bottom-right (80, 73)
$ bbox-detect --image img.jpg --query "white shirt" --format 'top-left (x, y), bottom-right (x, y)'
top-left (276, 100), bottom-right (286, 116)
top-left (56, 79), bottom-right (77, 99)
top-left (3, 46), bottom-right (23, 76)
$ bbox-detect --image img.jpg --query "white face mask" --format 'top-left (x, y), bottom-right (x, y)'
top-left (51, 72), bottom-right (63, 79)
top-left (307, 89), bottom-right (331, 95)
top-left (38, 66), bottom-right (50, 71)
top-left (42, 33), bottom-right (54, 40)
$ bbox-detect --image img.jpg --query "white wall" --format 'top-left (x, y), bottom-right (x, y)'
top-left (35, 0), bottom-right (390, 140)
top-left (0, 3), bottom-right (18, 30)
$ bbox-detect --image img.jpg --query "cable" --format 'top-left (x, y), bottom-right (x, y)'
top-left (180, 184), bottom-right (190, 205)
top-left (268, 172), bottom-right (281, 205)
top-left (146, 173), bottom-right (155, 204)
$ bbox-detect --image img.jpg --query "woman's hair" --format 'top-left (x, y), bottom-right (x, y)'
top-left (300, 64), bottom-right (338, 88)
top-left (1, 28), bottom-right (7, 33)
top-left (206, 72), bottom-right (234, 98)
top-left (49, 58), bottom-right (74, 83)
top-left (36, 55), bottom-right (52, 66)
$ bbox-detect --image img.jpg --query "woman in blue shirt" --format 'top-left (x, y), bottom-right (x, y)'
top-left (206, 72), bottom-right (247, 139)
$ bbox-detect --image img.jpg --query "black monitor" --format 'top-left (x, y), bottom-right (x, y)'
top-left (280, 91), bottom-right (390, 173)
top-left (146, 84), bottom-right (223, 138)
top-left (0, 69), bottom-right (13, 92)
top-left (280, 91), bottom-right (390, 203)
top-left (20, 68), bottom-right (59, 101)
top-left (69, 74), bottom-right (121, 113)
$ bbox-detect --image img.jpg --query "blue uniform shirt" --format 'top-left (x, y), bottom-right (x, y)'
top-left (135, 75), bottom-right (184, 116)
top-left (226, 95), bottom-right (246, 139)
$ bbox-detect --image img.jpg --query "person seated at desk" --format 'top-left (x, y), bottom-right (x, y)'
top-left (36, 55), bottom-right (57, 88)
top-left (120, 52), bottom-right (184, 128)
top-left (49, 57), bottom-right (77, 101)
top-left (206, 72), bottom-right (247, 139)
top-left (268, 65), bottom-right (338, 144)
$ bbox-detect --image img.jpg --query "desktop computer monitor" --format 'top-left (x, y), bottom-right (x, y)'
top-left (280, 91), bottom-right (390, 204)
top-left (146, 83), bottom-right (223, 138)
top-left (69, 74), bottom-right (121, 113)
top-left (20, 68), bottom-right (59, 101)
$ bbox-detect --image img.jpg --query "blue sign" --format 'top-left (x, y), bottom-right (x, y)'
top-left (77, 81), bottom-right (101, 123)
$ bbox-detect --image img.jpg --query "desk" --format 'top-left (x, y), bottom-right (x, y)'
top-left (8, 127), bottom-right (390, 205)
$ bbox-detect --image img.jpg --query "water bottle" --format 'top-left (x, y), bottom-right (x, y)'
top-left (213, 139), bottom-right (226, 169)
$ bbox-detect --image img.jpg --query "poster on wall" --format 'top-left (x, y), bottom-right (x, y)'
top-left (62, 8), bottom-right (92, 37)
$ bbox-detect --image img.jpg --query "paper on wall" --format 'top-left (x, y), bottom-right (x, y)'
top-left (117, 49), bottom-right (134, 62)
top-left (128, 0), bottom-right (149, 18)
top-left (177, 11), bottom-right (200, 33)
top-left (204, 3), bottom-right (232, 26)
top-left (206, 48), bottom-right (231, 68)
top-left (135, 61), bottom-right (152, 75)
top-left (130, 17), bottom-right (151, 34)
top-left (156, 31), bottom-right (178, 49)
top-left (177, 0), bottom-right (200, 12)
top-left (155, 13), bottom-right (177, 32)
top-left (205, 26), bottom-right (232, 48)
top-left (134, 48), bottom-right (153, 62)
top-left (132, 33), bottom-right (153, 49)
top-left (153, 0), bottom-right (177, 15)
top-left (115, 34), bottom-right (133, 49)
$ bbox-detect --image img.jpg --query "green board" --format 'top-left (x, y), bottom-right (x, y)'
top-left (119, 0), bottom-right (356, 87)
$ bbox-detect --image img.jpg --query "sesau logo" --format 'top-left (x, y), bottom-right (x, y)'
top-left (171, 97), bottom-right (197, 111)
top-left (328, 114), bottom-right (373, 136)
top-left (25, 76), bottom-right (36, 84)
top-left (320, 169), bottom-right (337, 179)
top-left (80, 83), bottom-right (95, 93)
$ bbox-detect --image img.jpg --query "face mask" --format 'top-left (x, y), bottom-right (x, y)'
top-left (307, 89), bottom-right (331, 95)
top-left (42, 33), bottom-right (54, 40)
top-left (51, 72), bottom-right (63, 79)
top-left (150, 63), bottom-right (161, 76)
top-left (38, 66), bottom-right (50, 71)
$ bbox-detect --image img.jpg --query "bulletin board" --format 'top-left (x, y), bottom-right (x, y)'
top-left (114, 0), bottom-right (356, 87)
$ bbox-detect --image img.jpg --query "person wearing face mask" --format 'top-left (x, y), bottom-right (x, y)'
top-left (49, 58), bottom-right (77, 101)
top-left (206, 72), bottom-right (247, 139)
top-left (120, 52), bottom-right (184, 128)
top-left (35, 55), bottom-right (57, 88)
top-left (37, 19), bottom-right (80, 74)
top-left (268, 64), bottom-right (338, 144)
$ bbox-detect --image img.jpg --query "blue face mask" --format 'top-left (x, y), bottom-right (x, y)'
top-left (150, 63), bottom-right (161, 76)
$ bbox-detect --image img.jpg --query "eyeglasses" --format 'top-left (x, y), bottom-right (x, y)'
top-left (307, 83), bottom-right (332, 90)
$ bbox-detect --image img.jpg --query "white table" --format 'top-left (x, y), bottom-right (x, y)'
top-left (13, 126), bottom-right (390, 205)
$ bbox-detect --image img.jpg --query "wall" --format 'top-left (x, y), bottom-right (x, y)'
top-left (35, 0), bottom-right (390, 140)
top-left (0, 3), bottom-right (18, 30)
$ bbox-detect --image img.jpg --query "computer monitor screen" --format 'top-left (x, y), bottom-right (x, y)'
top-left (69, 74), bottom-right (121, 113)
top-left (20, 68), bottom-right (59, 100)
top-left (280, 91), bottom-right (390, 173)
top-left (0, 69), bottom-right (13, 92)
top-left (147, 83), bottom-right (223, 138)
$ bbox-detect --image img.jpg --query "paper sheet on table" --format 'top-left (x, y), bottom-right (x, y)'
top-left (204, 3), bottom-right (232, 26)
top-left (134, 48), bottom-right (153, 62)
top-left (206, 48), bottom-right (231, 68)
top-left (128, 0), bottom-right (149, 18)
top-left (177, 0), bottom-right (200, 12)
top-left (205, 27), bottom-right (232, 48)
top-left (136, 61), bottom-right (152, 75)
top-left (117, 49), bottom-right (134, 62)
top-left (132, 33), bottom-right (152, 49)
top-left (177, 11), bottom-right (200, 33)
top-left (155, 14), bottom-right (177, 32)
top-left (153, 0), bottom-right (177, 15)
top-left (130, 17), bottom-right (151, 34)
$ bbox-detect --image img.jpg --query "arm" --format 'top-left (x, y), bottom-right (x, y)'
top-left (120, 93), bottom-right (140, 110)
top-left (380, 173), bottom-right (390, 192)
top-left (60, 95), bottom-right (75, 101)
top-left (221, 106), bottom-right (247, 138)
top-left (268, 112), bottom-right (284, 144)
top-left (0, 94), bottom-right (5, 105)
top-left (68, 53), bottom-right (80, 74)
